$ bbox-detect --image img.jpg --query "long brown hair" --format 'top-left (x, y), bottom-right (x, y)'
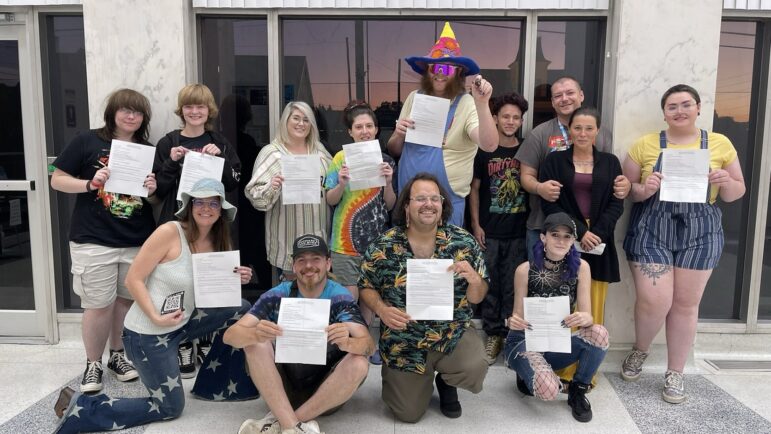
top-left (177, 202), bottom-right (232, 253)
top-left (97, 88), bottom-right (152, 143)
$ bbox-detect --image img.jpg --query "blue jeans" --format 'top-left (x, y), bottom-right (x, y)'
top-left (503, 329), bottom-right (607, 395)
top-left (56, 301), bottom-right (258, 434)
top-left (525, 229), bottom-right (541, 263)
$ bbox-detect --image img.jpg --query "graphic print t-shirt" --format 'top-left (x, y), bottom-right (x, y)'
top-left (53, 130), bottom-right (156, 247)
top-left (473, 145), bottom-right (528, 239)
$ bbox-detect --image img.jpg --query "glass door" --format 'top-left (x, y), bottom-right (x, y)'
top-left (0, 17), bottom-right (55, 340)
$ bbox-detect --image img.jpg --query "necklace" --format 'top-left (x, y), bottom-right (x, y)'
top-left (544, 256), bottom-right (565, 272)
top-left (573, 159), bottom-right (594, 166)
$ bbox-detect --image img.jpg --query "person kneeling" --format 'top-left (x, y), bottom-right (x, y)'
top-left (504, 213), bottom-right (609, 423)
top-left (225, 235), bottom-right (372, 434)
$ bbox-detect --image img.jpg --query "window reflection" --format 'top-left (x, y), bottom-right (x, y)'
top-left (281, 19), bottom-right (523, 155)
top-left (707, 21), bottom-right (757, 320)
top-left (200, 17), bottom-right (272, 295)
top-left (532, 20), bottom-right (605, 127)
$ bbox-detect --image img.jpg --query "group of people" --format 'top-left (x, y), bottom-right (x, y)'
top-left (49, 21), bottom-right (745, 434)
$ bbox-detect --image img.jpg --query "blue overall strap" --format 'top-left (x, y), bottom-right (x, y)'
top-left (701, 129), bottom-right (711, 202)
top-left (442, 94), bottom-right (462, 145)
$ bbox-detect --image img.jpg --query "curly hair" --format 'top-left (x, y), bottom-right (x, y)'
top-left (392, 172), bottom-right (453, 227)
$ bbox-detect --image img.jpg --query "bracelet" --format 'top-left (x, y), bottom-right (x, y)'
top-left (85, 180), bottom-right (93, 192)
top-left (535, 182), bottom-right (540, 195)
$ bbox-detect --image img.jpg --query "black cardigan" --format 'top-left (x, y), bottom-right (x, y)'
top-left (539, 146), bottom-right (623, 283)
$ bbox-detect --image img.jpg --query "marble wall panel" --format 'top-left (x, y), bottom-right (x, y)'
top-left (83, 0), bottom-right (189, 144)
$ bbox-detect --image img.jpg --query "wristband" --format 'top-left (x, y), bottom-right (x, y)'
top-left (86, 180), bottom-right (93, 192)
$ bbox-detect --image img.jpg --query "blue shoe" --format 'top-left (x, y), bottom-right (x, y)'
top-left (369, 348), bottom-right (382, 365)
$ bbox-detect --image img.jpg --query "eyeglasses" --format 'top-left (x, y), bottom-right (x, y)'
top-left (192, 199), bottom-right (221, 209)
top-left (428, 64), bottom-right (457, 77)
top-left (664, 101), bottom-right (697, 113)
top-left (410, 195), bottom-right (444, 204)
top-left (290, 115), bottom-right (309, 125)
top-left (117, 108), bottom-right (144, 117)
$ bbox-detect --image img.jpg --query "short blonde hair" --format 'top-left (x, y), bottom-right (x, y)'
top-left (276, 101), bottom-right (321, 150)
top-left (174, 83), bottom-right (219, 130)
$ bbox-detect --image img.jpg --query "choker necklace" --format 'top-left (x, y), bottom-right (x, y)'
top-left (544, 256), bottom-right (565, 271)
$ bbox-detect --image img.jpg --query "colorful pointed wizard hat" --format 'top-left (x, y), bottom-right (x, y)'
top-left (405, 22), bottom-right (480, 77)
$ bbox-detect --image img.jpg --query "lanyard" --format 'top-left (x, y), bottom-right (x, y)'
top-left (558, 122), bottom-right (570, 146)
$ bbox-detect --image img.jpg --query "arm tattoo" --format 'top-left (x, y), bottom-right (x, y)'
top-left (636, 263), bottom-right (672, 286)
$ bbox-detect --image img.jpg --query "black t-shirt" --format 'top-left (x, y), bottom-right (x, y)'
top-left (53, 130), bottom-right (156, 247)
top-left (472, 144), bottom-right (529, 239)
top-left (178, 131), bottom-right (213, 154)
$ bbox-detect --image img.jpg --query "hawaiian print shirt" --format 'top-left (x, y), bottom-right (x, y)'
top-left (359, 224), bottom-right (488, 374)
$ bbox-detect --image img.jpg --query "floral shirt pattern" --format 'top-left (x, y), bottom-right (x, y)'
top-left (358, 224), bottom-right (488, 374)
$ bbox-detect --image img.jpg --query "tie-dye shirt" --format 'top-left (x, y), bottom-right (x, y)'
top-left (248, 280), bottom-right (365, 326)
top-left (324, 150), bottom-right (395, 256)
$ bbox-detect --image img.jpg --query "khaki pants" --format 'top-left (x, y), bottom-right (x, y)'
top-left (381, 327), bottom-right (488, 423)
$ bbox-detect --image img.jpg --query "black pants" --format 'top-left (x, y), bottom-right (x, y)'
top-left (480, 237), bottom-right (526, 336)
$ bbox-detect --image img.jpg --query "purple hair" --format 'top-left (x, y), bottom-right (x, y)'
top-left (531, 239), bottom-right (581, 280)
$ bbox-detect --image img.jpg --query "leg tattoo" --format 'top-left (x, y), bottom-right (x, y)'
top-left (636, 264), bottom-right (672, 286)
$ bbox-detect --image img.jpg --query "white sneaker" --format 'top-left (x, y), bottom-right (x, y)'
top-left (238, 411), bottom-right (279, 434)
top-left (281, 420), bottom-right (323, 434)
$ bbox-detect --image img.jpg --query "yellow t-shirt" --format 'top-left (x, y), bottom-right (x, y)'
top-left (628, 131), bottom-right (738, 204)
top-left (399, 91), bottom-right (480, 197)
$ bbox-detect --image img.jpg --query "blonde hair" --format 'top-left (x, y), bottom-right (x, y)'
top-left (276, 101), bottom-right (321, 150)
top-left (174, 83), bottom-right (219, 130)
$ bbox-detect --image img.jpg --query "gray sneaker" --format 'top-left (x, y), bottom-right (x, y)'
top-left (238, 411), bottom-right (279, 434)
top-left (620, 349), bottom-right (649, 381)
top-left (662, 370), bottom-right (686, 404)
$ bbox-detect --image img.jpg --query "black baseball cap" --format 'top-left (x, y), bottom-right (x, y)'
top-left (291, 234), bottom-right (330, 258)
top-left (542, 213), bottom-right (578, 238)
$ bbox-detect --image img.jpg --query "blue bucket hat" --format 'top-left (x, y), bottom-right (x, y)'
top-left (175, 178), bottom-right (236, 222)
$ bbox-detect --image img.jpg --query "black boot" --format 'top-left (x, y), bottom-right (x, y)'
top-left (435, 374), bottom-right (462, 418)
top-left (516, 375), bottom-right (534, 396)
top-left (567, 381), bottom-right (592, 422)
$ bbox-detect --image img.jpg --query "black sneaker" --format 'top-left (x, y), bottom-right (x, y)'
top-left (80, 360), bottom-right (103, 393)
top-left (107, 349), bottom-right (139, 382)
top-left (196, 341), bottom-right (211, 366)
top-left (567, 381), bottom-right (592, 422)
top-left (435, 374), bottom-right (462, 418)
top-left (178, 342), bottom-right (196, 379)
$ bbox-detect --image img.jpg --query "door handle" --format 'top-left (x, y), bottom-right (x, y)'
top-left (0, 180), bottom-right (36, 191)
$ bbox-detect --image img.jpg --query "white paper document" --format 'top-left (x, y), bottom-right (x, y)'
top-left (405, 93), bottom-right (451, 148)
top-left (103, 140), bottom-right (155, 197)
top-left (406, 259), bottom-right (454, 320)
top-left (191, 250), bottom-right (241, 308)
top-left (275, 298), bottom-right (331, 365)
top-left (343, 140), bottom-right (386, 191)
top-left (177, 151), bottom-right (225, 201)
top-left (281, 155), bottom-right (321, 205)
top-left (524, 296), bottom-right (571, 353)
top-left (574, 242), bottom-right (606, 256)
top-left (659, 149), bottom-right (710, 203)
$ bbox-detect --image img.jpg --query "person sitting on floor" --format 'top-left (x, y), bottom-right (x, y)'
top-left (225, 234), bottom-right (373, 434)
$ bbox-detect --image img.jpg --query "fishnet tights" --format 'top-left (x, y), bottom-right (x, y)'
top-left (576, 324), bottom-right (609, 350)
top-left (522, 352), bottom-right (562, 401)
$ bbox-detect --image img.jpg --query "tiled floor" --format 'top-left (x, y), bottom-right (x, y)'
top-left (1, 337), bottom-right (770, 434)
